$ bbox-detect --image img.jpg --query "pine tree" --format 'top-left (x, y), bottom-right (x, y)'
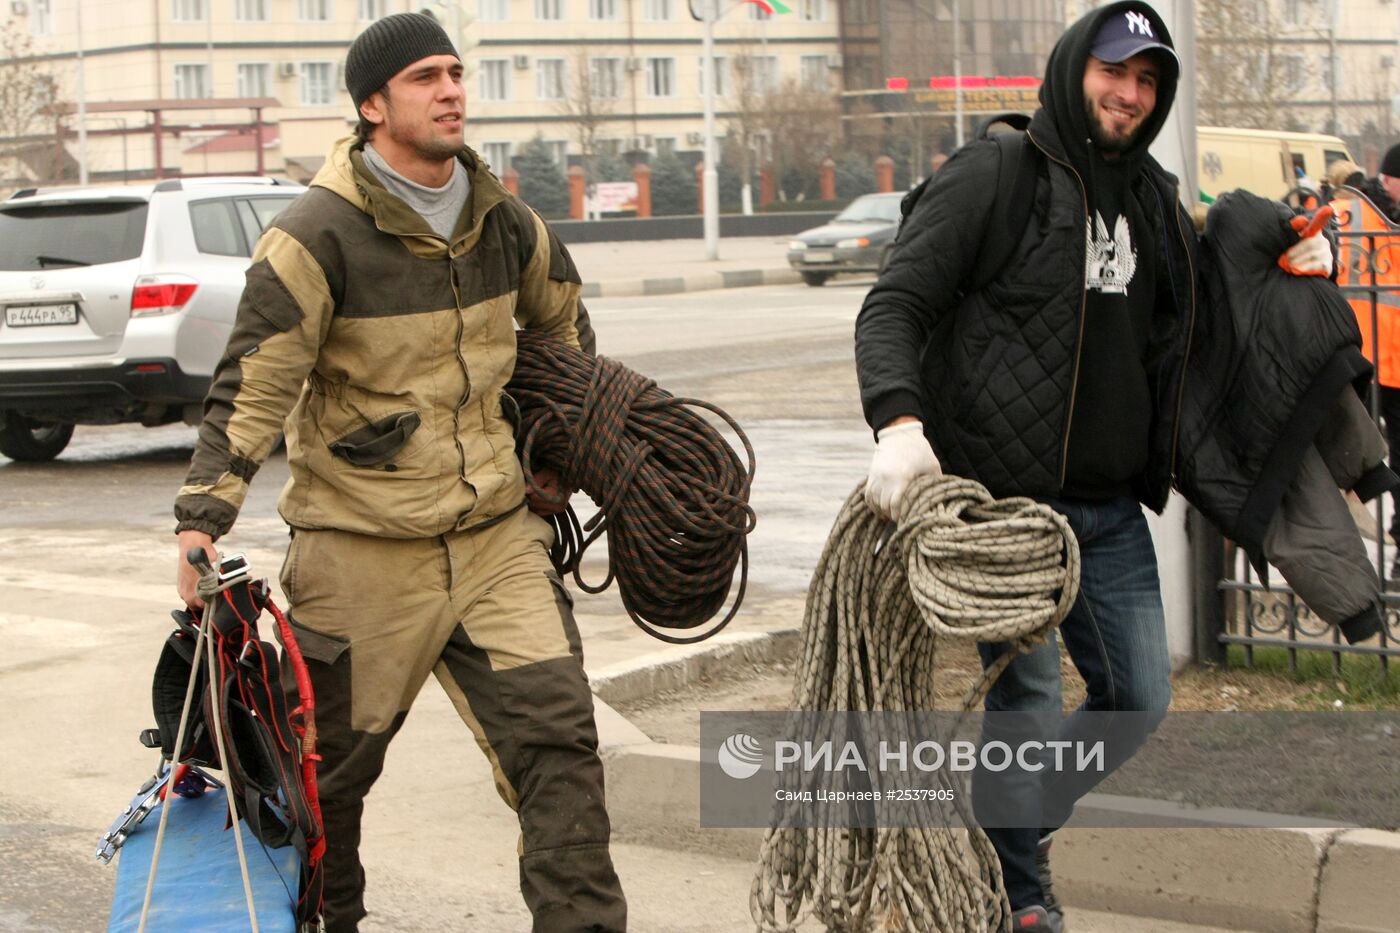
top-left (513, 136), bottom-right (570, 219)
top-left (649, 153), bottom-right (698, 216)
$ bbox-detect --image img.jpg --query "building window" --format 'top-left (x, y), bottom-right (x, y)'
top-left (478, 0), bottom-right (509, 21)
top-left (358, 0), bottom-right (386, 19)
top-left (172, 0), bottom-right (207, 21)
top-left (747, 2), bottom-right (769, 20)
top-left (654, 136), bottom-right (677, 157)
top-left (1280, 53), bottom-right (1305, 94)
top-left (535, 0), bottom-right (563, 18)
top-left (589, 0), bottom-right (618, 20)
top-left (798, 0), bottom-right (824, 20)
top-left (645, 57), bottom-right (676, 98)
top-left (297, 0), bottom-right (332, 21)
top-left (300, 62), bottom-right (336, 105)
top-left (590, 57), bottom-right (622, 99)
top-left (237, 63), bottom-right (271, 98)
top-left (479, 59), bottom-right (511, 101)
top-left (235, 0), bottom-right (269, 20)
top-left (698, 55), bottom-right (728, 96)
top-left (482, 141), bottom-right (512, 171)
top-left (30, 0), bottom-right (52, 35)
top-left (537, 58), bottom-right (566, 100)
top-left (174, 63), bottom-right (210, 99)
top-left (643, 0), bottom-right (672, 20)
top-left (543, 139), bottom-right (568, 167)
top-left (800, 54), bottom-right (829, 91)
top-left (738, 54), bottom-right (779, 94)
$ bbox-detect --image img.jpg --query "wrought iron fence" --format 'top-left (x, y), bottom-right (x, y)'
top-left (1199, 198), bottom-right (1400, 672)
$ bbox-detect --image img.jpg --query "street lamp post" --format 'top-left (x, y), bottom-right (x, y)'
top-left (952, 0), bottom-right (964, 148)
top-left (701, 0), bottom-right (720, 259)
top-left (76, 0), bottom-right (88, 184)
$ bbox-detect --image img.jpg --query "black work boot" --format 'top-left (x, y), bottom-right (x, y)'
top-left (1036, 833), bottom-right (1062, 916)
top-left (1010, 904), bottom-right (1065, 933)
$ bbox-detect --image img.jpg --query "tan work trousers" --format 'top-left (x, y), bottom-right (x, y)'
top-left (279, 506), bottom-right (626, 932)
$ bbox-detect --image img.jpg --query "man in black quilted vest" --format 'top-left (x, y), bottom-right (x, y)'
top-left (854, 4), bottom-right (1331, 931)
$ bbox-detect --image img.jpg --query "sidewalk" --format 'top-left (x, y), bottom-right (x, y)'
top-left (5, 235), bottom-right (1397, 931)
top-left (567, 235), bottom-right (799, 298)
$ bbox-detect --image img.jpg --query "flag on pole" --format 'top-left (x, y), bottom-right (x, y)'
top-left (742, 0), bottom-right (792, 13)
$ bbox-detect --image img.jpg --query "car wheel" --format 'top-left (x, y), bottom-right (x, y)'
top-left (801, 272), bottom-right (830, 287)
top-left (0, 413), bottom-right (75, 462)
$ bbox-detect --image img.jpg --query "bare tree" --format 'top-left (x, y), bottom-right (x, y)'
top-left (555, 48), bottom-right (617, 187)
top-left (1196, 0), bottom-right (1314, 129)
top-left (728, 50), bottom-right (841, 202)
top-left (0, 30), bottom-right (65, 184)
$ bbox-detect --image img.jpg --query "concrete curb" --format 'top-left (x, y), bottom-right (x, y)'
top-left (590, 628), bottom-right (1400, 932)
top-left (580, 266), bottom-right (801, 299)
top-left (590, 627), bottom-right (799, 707)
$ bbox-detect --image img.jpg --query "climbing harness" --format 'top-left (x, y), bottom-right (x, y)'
top-left (508, 330), bottom-right (757, 643)
top-left (750, 474), bottom-right (1080, 933)
top-left (99, 550), bottom-right (325, 932)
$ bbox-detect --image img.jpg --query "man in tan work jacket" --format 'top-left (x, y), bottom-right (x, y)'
top-left (173, 13), bottom-right (626, 932)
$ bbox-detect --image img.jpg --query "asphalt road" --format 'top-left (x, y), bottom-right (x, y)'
top-left (0, 278), bottom-right (880, 931)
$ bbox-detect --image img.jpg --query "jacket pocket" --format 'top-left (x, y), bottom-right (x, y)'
top-left (282, 613), bottom-right (351, 666)
top-left (329, 410), bottom-right (421, 467)
top-left (953, 333), bottom-right (1008, 420)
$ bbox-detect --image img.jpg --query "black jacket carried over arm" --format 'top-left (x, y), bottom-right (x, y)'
top-left (1179, 190), bottom-right (1391, 557)
top-left (854, 0), bottom-right (1196, 512)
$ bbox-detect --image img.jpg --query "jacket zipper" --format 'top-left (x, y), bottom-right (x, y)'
top-left (447, 251), bottom-right (471, 482)
top-left (1166, 190), bottom-right (1198, 484)
top-left (1026, 130), bottom-right (1090, 489)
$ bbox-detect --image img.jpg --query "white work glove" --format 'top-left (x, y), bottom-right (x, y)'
top-left (864, 421), bottom-right (942, 521)
top-left (1280, 232), bottom-right (1333, 277)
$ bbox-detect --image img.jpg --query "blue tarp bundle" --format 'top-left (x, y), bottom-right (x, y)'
top-left (108, 786), bottom-right (300, 932)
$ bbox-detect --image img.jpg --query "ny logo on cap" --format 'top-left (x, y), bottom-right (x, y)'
top-left (1125, 11), bottom-right (1153, 36)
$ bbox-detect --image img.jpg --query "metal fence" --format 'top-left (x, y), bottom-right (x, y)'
top-left (1197, 200), bottom-right (1400, 673)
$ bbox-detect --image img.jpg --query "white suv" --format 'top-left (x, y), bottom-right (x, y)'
top-left (0, 176), bottom-right (305, 460)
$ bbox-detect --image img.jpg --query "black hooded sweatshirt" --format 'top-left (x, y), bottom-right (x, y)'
top-left (855, 1), bottom-right (1195, 509)
top-left (1035, 6), bottom-right (1179, 497)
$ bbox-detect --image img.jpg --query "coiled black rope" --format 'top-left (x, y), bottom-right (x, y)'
top-left (507, 330), bottom-right (757, 643)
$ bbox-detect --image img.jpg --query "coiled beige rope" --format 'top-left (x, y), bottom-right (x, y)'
top-left (751, 474), bottom-right (1081, 932)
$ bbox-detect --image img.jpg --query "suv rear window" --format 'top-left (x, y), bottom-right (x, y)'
top-left (0, 200), bottom-right (149, 271)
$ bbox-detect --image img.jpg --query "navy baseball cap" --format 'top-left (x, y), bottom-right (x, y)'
top-left (1090, 8), bottom-right (1180, 73)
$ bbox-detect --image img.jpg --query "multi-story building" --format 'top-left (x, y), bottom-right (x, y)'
top-left (1193, 0), bottom-right (1400, 170)
top-left (1, 0), bottom-right (839, 187)
top-left (838, 0), bottom-right (1064, 158)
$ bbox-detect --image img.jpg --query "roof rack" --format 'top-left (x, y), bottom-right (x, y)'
top-left (153, 176), bottom-right (294, 193)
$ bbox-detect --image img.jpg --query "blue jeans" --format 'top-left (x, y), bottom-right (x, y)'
top-left (972, 495), bottom-right (1172, 911)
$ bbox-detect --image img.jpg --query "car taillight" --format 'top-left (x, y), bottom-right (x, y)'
top-left (131, 274), bottom-right (199, 317)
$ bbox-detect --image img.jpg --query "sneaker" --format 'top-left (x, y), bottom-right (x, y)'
top-left (1036, 834), bottom-right (1062, 915)
top-left (1010, 905), bottom-right (1065, 933)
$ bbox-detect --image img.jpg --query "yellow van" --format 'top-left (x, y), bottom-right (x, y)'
top-left (1197, 127), bottom-right (1353, 201)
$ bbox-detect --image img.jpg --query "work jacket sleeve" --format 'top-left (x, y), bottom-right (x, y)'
top-left (174, 226), bottom-right (335, 538)
top-left (515, 208), bottom-right (597, 355)
top-left (854, 141), bottom-right (1000, 435)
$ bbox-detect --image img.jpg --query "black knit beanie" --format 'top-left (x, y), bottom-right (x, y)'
top-left (345, 13), bottom-right (459, 109)
top-left (1382, 143), bottom-right (1400, 179)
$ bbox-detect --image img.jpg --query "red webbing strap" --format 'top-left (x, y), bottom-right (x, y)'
top-left (265, 598), bottom-right (326, 863)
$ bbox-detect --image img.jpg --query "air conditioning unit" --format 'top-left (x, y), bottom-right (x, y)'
top-left (513, 54), bottom-right (530, 70)
top-left (10, 1), bottom-right (28, 15)
top-left (1384, 55), bottom-right (1396, 69)
top-left (623, 135), bottom-right (652, 151)
top-left (625, 57), bottom-right (642, 72)
top-left (685, 131), bottom-right (704, 145)
top-left (278, 62), bottom-right (298, 79)
top-left (827, 54), bottom-right (842, 69)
